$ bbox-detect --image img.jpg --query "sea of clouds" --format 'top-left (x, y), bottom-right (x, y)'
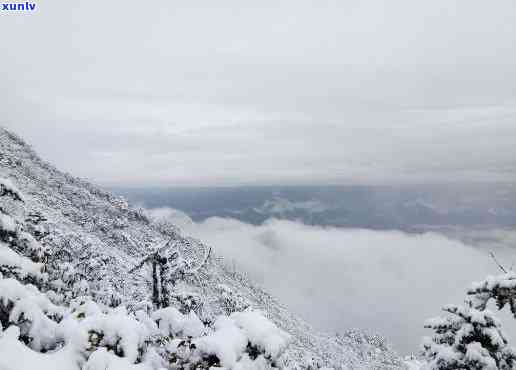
top-left (147, 207), bottom-right (516, 354)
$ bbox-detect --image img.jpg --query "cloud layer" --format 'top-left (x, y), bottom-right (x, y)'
top-left (146, 207), bottom-right (513, 354)
top-left (3, 0), bottom-right (516, 185)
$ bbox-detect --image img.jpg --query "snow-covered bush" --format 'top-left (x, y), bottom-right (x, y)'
top-left (0, 326), bottom-right (81, 370)
top-left (0, 278), bottom-right (65, 350)
top-left (161, 309), bottom-right (291, 369)
top-left (0, 242), bottom-right (45, 281)
top-left (17, 231), bottom-right (50, 263)
top-left (78, 310), bottom-right (152, 363)
top-left (0, 178), bottom-right (24, 202)
top-left (0, 211), bottom-right (17, 240)
top-left (0, 178), bottom-right (49, 285)
top-left (24, 211), bottom-right (50, 241)
top-left (0, 178), bottom-right (293, 369)
top-left (153, 306), bottom-right (205, 338)
top-left (218, 283), bottom-right (250, 314)
top-left (231, 310), bottom-right (291, 360)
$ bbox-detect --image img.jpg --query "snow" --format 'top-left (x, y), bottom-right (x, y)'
top-left (84, 348), bottom-right (152, 370)
top-left (0, 129), bottom-right (405, 369)
top-left (79, 310), bottom-right (151, 363)
top-left (470, 273), bottom-right (516, 292)
top-left (0, 243), bottom-right (44, 279)
top-left (19, 231), bottom-right (47, 258)
top-left (1, 302), bottom-right (291, 369)
top-left (231, 310), bottom-right (291, 359)
top-left (195, 316), bottom-right (248, 367)
top-left (152, 306), bottom-right (205, 337)
top-left (403, 358), bottom-right (424, 370)
top-left (0, 279), bottom-right (65, 351)
top-left (9, 295), bottom-right (62, 350)
top-left (183, 310), bottom-right (206, 337)
top-left (0, 326), bottom-right (80, 370)
top-left (464, 342), bottom-right (497, 370)
top-left (0, 212), bottom-right (16, 233)
top-left (69, 296), bottom-right (105, 319)
top-left (0, 177), bottom-right (24, 201)
top-left (468, 272), bottom-right (516, 314)
top-left (423, 302), bottom-right (516, 369)
top-left (194, 310), bottom-right (290, 368)
top-left (233, 354), bottom-right (271, 370)
top-left (0, 278), bottom-right (62, 317)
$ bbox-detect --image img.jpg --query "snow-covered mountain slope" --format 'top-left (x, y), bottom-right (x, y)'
top-left (0, 128), bottom-right (404, 369)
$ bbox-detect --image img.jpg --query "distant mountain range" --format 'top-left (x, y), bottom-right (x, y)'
top-left (0, 128), bottom-right (403, 369)
top-left (112, 184), bottom-right (516, 232)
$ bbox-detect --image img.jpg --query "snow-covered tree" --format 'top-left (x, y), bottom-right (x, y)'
top-left (130, 237), bottom-right (211, 310)
top-left (468, 272), bottom-right (516, 317)
top-left (217, 283), bottom-right (250, 314)
top-left (421, 253), bottom-right (516, 370)
top-left (422, 302), bottom-right (516, 370)
top-left (0, 129), bottom-right (405, 369)
top-left (0, 177), bottom-right (291, 370)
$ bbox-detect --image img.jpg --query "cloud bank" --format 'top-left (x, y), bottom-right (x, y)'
top-left (3, 1), bottom-right (516, 185)
top-left (146, 207), bottom-right (512, 354)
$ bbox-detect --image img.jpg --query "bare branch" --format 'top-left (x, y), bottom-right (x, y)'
top-left (186, 247), bottom-right (212, 275)
top-left (489, 251), bottom-right (508, 274)
top-left (128, 236), bottom-right (175, 273)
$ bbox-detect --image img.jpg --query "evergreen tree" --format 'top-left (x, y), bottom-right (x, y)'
top-left (468, 272), bottom-right (516, 317)
top-left (423, 302), bottom-right (516, 370)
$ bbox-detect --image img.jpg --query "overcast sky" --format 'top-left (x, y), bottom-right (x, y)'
top-left (2, 0), bottom-right (516, 186)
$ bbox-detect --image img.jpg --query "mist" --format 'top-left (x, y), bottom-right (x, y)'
top-left (146, 207), bottom-right (514, 354)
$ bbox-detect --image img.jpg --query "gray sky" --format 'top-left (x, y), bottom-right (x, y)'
top-left (2, 0), bottom-right (516, 186)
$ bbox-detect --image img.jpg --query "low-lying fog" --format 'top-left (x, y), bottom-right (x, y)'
top-left (147, 207), bottom-right (516, 354)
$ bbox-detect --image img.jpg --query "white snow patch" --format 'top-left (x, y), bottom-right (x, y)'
top-left (152, 306), bottom-right (205, 338)
top-left (231, 310), bottom-right (291, 359)
top-left (0, 243), bottom-right (44, 278)
top-left (0, 326), bottom-right (80, 370)
top-left (0, 178), bottom-right (24, 201)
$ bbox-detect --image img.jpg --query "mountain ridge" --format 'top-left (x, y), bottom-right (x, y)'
top-left (0, 128), bottom-right (403, 369)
